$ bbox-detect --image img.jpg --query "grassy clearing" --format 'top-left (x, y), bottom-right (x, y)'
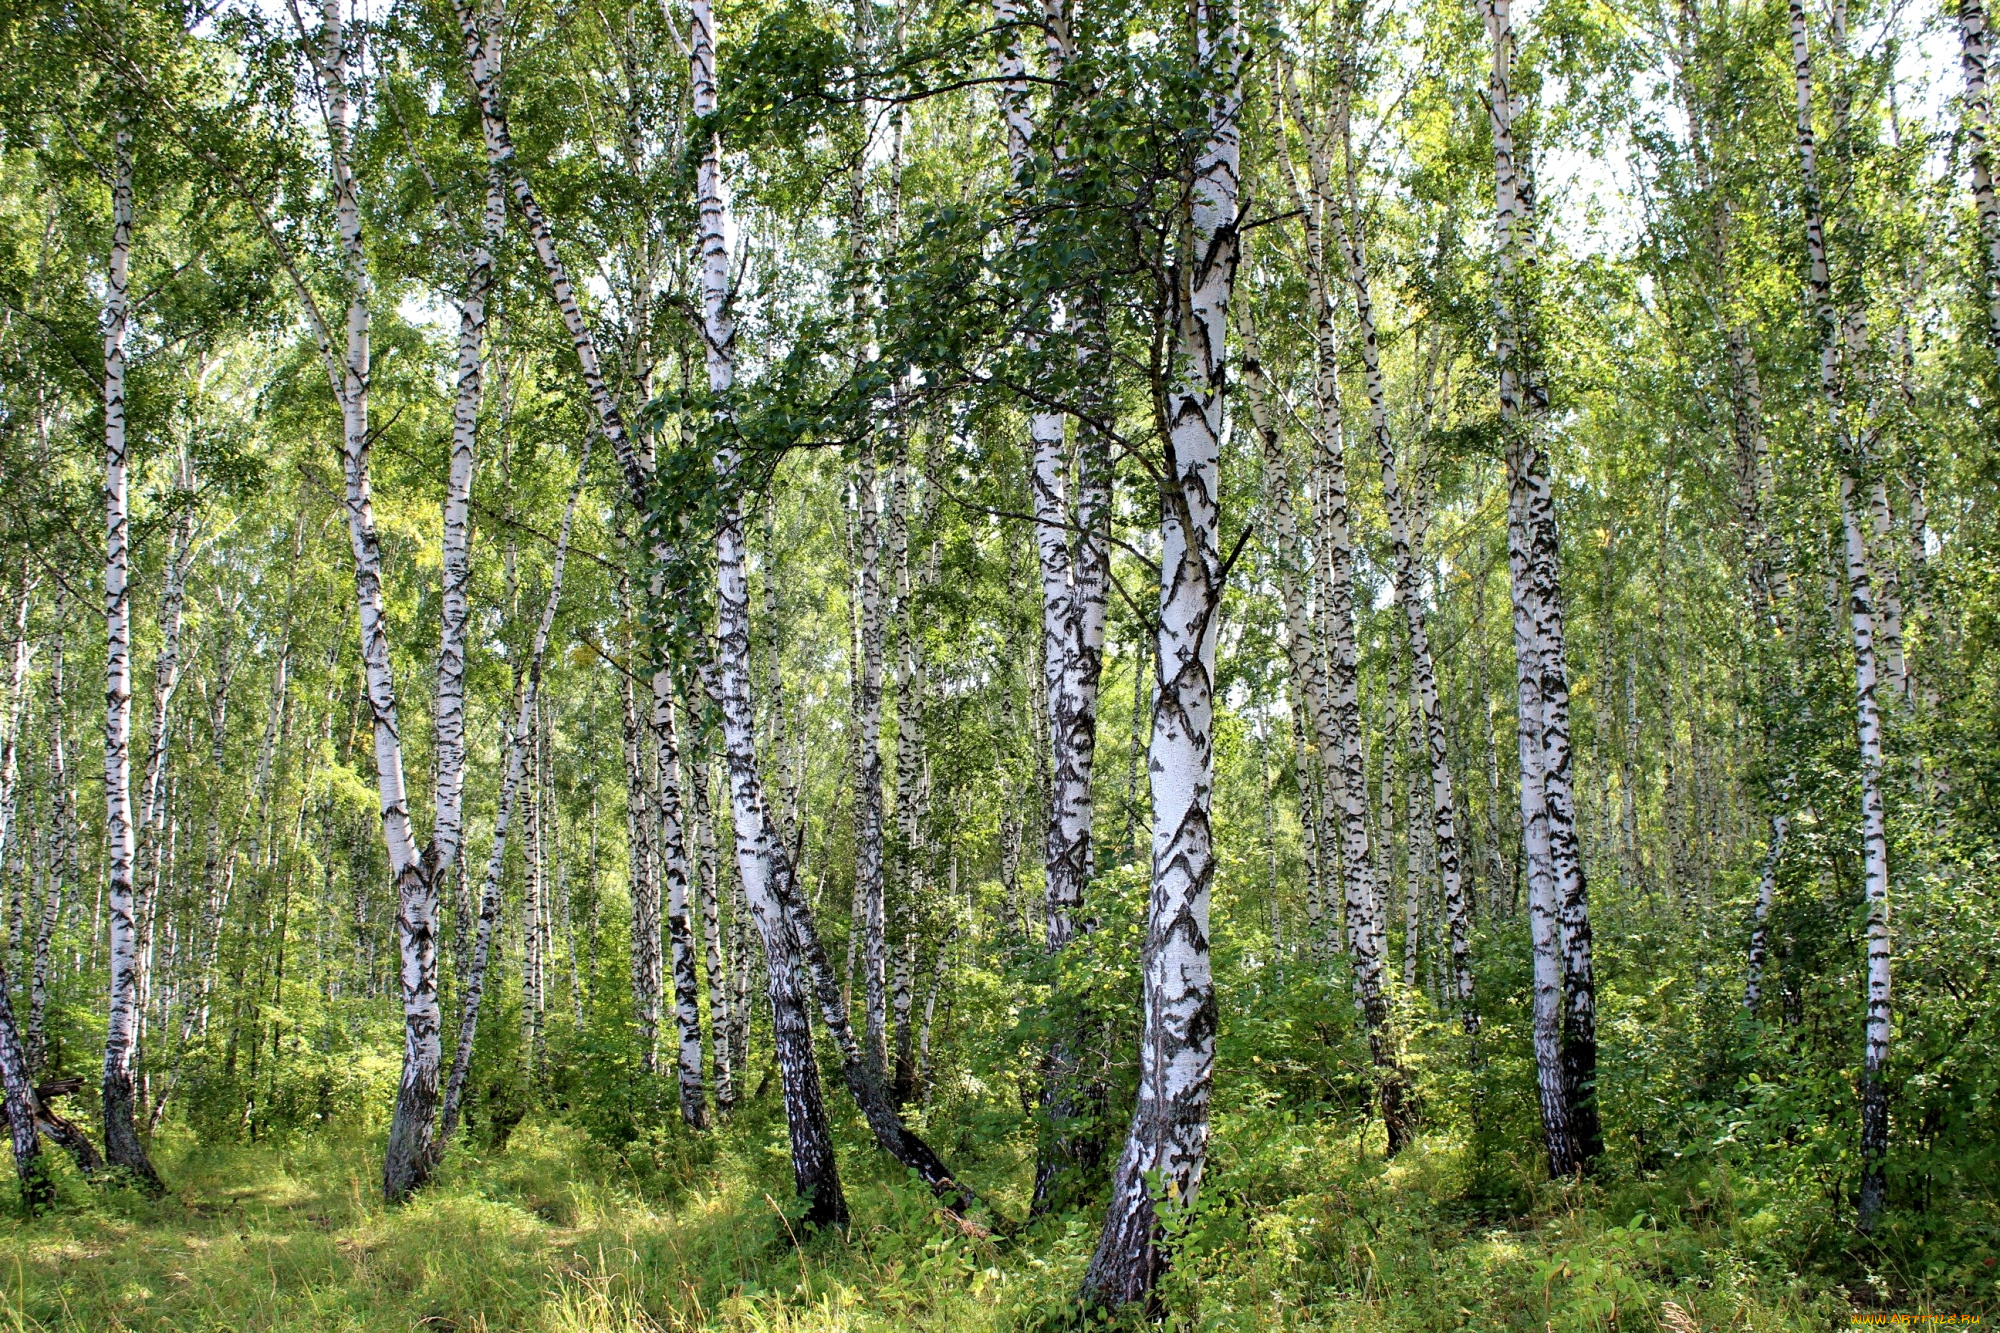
top-left (0, 1102), bottom-right (1946, 1332)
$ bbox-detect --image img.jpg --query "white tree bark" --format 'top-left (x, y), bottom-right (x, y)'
top-left (450, 0), bottom-right (646, 498)
top-left (439, 444), bottom-right (590, 1145)
top-left (99, 116), bottom-right (161, 1192)
top-left (687, 748), bottom-right (733, 1110)
top-left (1331, 144), bottom-right (1476, 1034)
top-left (1081, 8), bottom-right (1236, 1308)
top-left (1842, 481), bottom-right (1893, 1229)
top-left (28, 595), bottom-right (73, 1075)
top-left (1481, 0), bottom-right (1599, 1172)
top-left (0, 586), bottom-right (32, 924)
top-left (1961, 0), bottom-right (2000, 346)
top-left (656, 687), bottom-right (707, 1128)
top-left (1790, 0), bottom-right (1893, 1230)
top-left (852, 432), bottom-right (890, 1081)
top-left (1273, 60), bottom-right (1406, 1143)
top-left (692, 0), bottom-right (846, 1227)
top-left (888, 458), bottom-right (927, 1106)
top-left (0, 946), bottom-right (45, 1209)
top-left (620, 624), bottom-right (661, 1074)
top-left (1744, 814), bottom-right (1786, 1011)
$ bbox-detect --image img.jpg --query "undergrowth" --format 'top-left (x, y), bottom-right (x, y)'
top-left (2, 1096), bottom-right (1975, 1332)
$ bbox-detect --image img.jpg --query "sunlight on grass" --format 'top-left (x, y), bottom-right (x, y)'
top-left (0, 1114), bottom-right (1917, 1331)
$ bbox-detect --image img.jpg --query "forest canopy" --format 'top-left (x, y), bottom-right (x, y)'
top-left (0, 0), bottom-right (1995, 1326)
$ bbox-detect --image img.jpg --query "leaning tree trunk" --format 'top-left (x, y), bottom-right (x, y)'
top-left (294, 3), bottom-right (437, 1205)
top-left (692, 0), bottom-right (846, 1230)
top-left (100, 116), bottom-right (162, 1195)
top-left (1080, 9), bottom-right (1237, 1311)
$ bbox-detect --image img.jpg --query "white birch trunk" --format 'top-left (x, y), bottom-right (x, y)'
top-left (689, 749), bottom-right (733, 1110)
top-left (0, 587), bottom-right (31, 921)
top-left (1962, 0), bottom-right (2000, 346)
top-left (1840, 483), bottom-right (1893, 1229)
top-left (28, 598), bottom-right (72, 1075)
top-left (1271, 64), bottom-right (1403, 1137)
top-left (620, 629), bottom-right (661, 1074)
top-left (0, 946), bottom-right (45, 1209)
top-left (438, 445), bottom-right (589, 1145)
top-left (1481, 0), bottom-right (1599, 1171)
top-left (99, 118), bottom-right (161, 1192)
top-left (655, 686), bottom-right (707, 1128)
top-left (450, 0), bottom-right (646, 497)
top-left (1333, 177), bottom-right (1476, 1033)
top-left (853, 434), bottom-right (890, 1081)
top-left (1081, 11), bottom-right (1236, 1307)
top-left (692, 0), bottom-right (846, 1227)
top-left (1744, 814), bottom-right (1786, 1011)
top-left (1791, 0), bottom-right (1894, 1230)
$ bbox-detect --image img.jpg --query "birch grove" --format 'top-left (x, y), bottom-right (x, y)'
top-left (0, 0), bottom-right (1993, 1319)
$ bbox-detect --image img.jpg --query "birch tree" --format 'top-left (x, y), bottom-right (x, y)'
top-left (1786, 0), bottom-right (1894, 1230)
top-left (1272, 52), bottom-right (1408, 1147)
top-left (100, 112), bottom-right (163, 1193)
top-left (1480, 0), bottom-right (1598, 1172)
top-left (1081, 0), bottom-right (1237, 1306)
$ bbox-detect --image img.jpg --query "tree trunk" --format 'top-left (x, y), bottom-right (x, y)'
top-left (693, 0), bottom-right (846, 1230)
top-left (1790, 0), bottom-right (1894, 1232)
top-left (1271, 62), bottom-right (1407, 1145)
top-left (1961, 0), bottom-right (2000, 346)
top-left (27, 600), bottom-right (70, 1075)
top-left (383, 161), bottom-right (497, 1204)
top-left (0, 952), bottom-right (47, 1211)
top-left (1080, 13), bottom-right (1236, 1309)
top-left (100, 117), bottom-right (162, 1195)
top-left (1481, 0), bottom-right (1597, 1174)
top-left (621, 622), bottom-right (661, 1075)
top-left (1744, 815), bottom-right (1786, 1011)
top-left (0, 586), bottom-right (32, 941)
top-left (689, 748), bottom-right (734, 1110)
top-left (1842, 483), bottom-right (1893, 1231)
top-left (997, 0), bottom-right (1115, 1196)
top-left (852, 431), bottom-right (890, 1082)
top-left (655, 687), bottom-right (708, 1128)
top-left (1332, 159), bottom-right (1477, 1036)
top-left (437, 444), bottom-right (589, 1147)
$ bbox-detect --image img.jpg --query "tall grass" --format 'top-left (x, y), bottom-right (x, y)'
top-left (0, 1097), bottom-right (1932, 1332)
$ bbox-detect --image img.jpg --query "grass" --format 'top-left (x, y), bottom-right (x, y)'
top-left (0, 1104), bottom-right (1975, 1331)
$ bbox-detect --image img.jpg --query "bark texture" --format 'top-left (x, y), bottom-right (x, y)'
top-left (1080, 6), bottom-right (1236, 1307)
top-left (694, 0), bottom-right (846, 1228)
top-left (100, 117), bottom-right (162, 1194)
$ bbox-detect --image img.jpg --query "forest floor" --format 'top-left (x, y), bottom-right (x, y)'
top-left (0, 1106), bottom-right (1962, 1332)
